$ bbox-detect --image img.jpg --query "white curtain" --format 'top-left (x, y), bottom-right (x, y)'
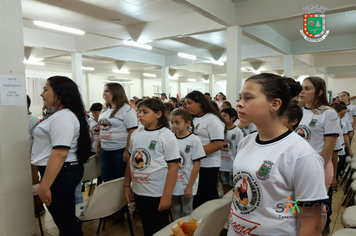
top-left (26, 77), bottom-right (46, 117)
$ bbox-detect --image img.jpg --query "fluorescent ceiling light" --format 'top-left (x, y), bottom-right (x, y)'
top-left (143, 73), bottom-right (157, 77)
top-left (252, 70), bottom-right (261, 74)
top-left (112, 69), bottom-right (130, 74)
top-left (82, 66), bottom-right (94, 71)
top-left (216, 81), bottom-right (227, 85)
top-left (203, 80), bottom-right (210, 83)
top-left (240, 67), bottom-right (247, 71)
top-left (187, 78), bottom-right (196, 82)
top-left (169, 76), bottom-right (179, 80)
top-left (23, 59), bottom-right (45, 66)
top-left (209, 60), bottom-right (224, 66)
top-left (178, 53), bottom-right (197, 60)
top-left (137, 39), bottom-right (152, 44)
top-left (123, 40), bottom-right (152, 50)
top-left (33, 21), bottom-right (85, 35)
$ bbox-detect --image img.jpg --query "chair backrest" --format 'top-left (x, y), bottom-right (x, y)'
top-left (77, 177), bottom-right (126, 221)
top-left (82, 155), bottom-right (101, 182)
top-left (193, 198), bottom-right (231, 236)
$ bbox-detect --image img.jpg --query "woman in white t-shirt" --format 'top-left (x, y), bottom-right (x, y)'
top-left (229, 73), bottom-right (327, 236)
top-left (185, 91), bottom-right (225, 209)
top-left (216, 92), bottom-right (226, 111)
top-left (96, 83), bottom-right (138, 181)
top-left (31, 76), bottom-right (91, 236)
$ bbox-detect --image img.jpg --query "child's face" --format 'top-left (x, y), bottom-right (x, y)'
top-left (339, 93), bottom-right (349, 104)
top-left (299, 80), bottom-right (316, 105)
top-left (137, 105), bottom-right (161, 129)
top-left (171, 115), bottom-right (190, 134)
top-left (339, 109), bottom-right (347, 119)
top-left (221, 112), bottom-right (234, 125)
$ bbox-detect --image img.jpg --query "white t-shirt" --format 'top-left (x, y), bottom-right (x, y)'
top-left (173, 133), bottom-right (206, 196)
top-left (220, 126), bottom-right (244, 172)
top-left (129, 126), bottom-right (180, 197)
top-left (31, 109), bottom-right (80, 166)
top-left (98, 104), bottom-right (138, 151)
top-left (88, 118), bottom-right (100, 152)
top-left (216, 101), bottom-right (223, 111)
top-left (228, 130), bottom-right (328, 236)
top-left (338, 119), bottom-right (348, 156)
top-left (28, 113), bottom-right (40, 146)
top-left (296, 107), bottom-right (339, 154)
top-left (234, 119), bottom-right (257, 136)
top-left (193, 113), bottom-right (225, 168)
top-left (342, 117), bottom-right (353, 133)
top-left (345, 104), bottom-right (356, 127)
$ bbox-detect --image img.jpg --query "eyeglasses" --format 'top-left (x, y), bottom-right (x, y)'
top-left (339, 95), bottom-right (347, 98)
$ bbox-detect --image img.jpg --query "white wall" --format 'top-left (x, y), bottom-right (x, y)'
top-left (328, 77), bottom-right (356, 103)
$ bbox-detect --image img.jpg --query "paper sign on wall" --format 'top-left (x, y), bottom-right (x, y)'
top-left (0, 75), bottom-right (26, 106)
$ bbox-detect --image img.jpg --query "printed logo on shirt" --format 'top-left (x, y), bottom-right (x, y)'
top-left (149, 140), bottom-right (157, 150)
top-left (309, 119), bottom-right (317, 127)
top-left (131, 148), bottom-right (151, 171)
top-left (99, 119), bottom-right (112, 131)
top-left (178, 151), bottom-right (187, 170)
top-left (229, 208), bottom-right (261, 236)
top-left (221, 138), bottom-right (232, 152)
top-left (185, 145), bottom-right (191, 153)
top-left (232, 134), bottom-right (236, 140)
top-left (296, 125), bottom-right (311, 142)
top-left (195, 123), bottom-right (200, 130)
top-left (92, 125), bottom-right (100, 135)
top-left (232, 170), bottom-right (261, 215)
top-left (256, 160), bottom-right (274, 180)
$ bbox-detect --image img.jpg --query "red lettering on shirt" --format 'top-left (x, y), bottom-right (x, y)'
top-left (131, 172), bottom-right (151, 184)
top-left (229, 209), bottom-right (260, 236)
top-left (177, 172), bottom-right (186, 182)
top-left (100, 132), bottom-right (113, 139)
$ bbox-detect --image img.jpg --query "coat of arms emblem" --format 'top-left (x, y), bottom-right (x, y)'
top-left (300, 4), bottom-right (329, 42)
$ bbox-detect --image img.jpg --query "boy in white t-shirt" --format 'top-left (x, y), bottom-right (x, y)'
top-left (220, 108), bottom-right (244, 194)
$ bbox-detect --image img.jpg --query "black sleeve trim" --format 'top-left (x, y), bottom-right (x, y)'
top-left (127, 126), bottom-right (138, 131)
top-left (52, 145), bottom-right (70, 149)
top-left (250, 130), bottom-right (257, 134)
top-left (297, 198), bottom-right (329, 207)
top-left (166, 158), bottom-right (181, 163)
top-left (193, 156), bottom-right (207, 161)
top-left (334, 148), bottom-right (342, 153)
top-left (353, 115), bottom-right (356, 117)
top-left (210, 139), bottom-right (224, 142)
top-left (324, 133), bottom-right (339, 137)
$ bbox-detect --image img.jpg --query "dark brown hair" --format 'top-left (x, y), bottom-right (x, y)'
top-left (103, 83), bottom-right (130, 118)
top-left (299, 77), bottom-right (330, 114)
top-left (171, 109), bottom-right (194, 132)
top-left (137, 99), bottom-right (169, 129)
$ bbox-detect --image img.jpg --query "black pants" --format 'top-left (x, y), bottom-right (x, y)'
top-left (193, 167), bottom-right (219, 209)
top-left (38, 162), bottom-right (84, 236)
top-left (337, 154), bottom-right (347, 180)
top-left (326, 187), bottom-right (333, 226)
top-left (134, 193), bottom-right (170, 236)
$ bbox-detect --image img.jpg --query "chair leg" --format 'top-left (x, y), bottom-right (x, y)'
top-left (169, 208), bottom-right (173, 222)
top-left (341, 166), bottom-right (351, 186)
top-left (342, 189), bottom-right (352, 206)
top-left (97, 219), bottom-right (102, 235)
top-left (348, 192), bottom-right (356, 207)
top-left (37, 214), bottom-right (44, 236)
top-left (126, 205), bottom-right (135, 236)
top-left (102, 218), bottom-right (106, 231)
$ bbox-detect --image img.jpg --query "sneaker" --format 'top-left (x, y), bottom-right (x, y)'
top-left (322, 225), bottom-right (330, 235)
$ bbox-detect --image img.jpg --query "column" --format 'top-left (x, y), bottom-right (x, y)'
top-left (226, 26), bottom-right (242, 103)
top-left (71, 52), bottom-right (83, 95)
top-left (309, 67), bottom-right (316, 77)
top-left (0, 0), bottom-right (36, 235)
top-left (85, 73), bottom-right (90, 109)
top-left (161, 66), bottom-right (169, 96)
top-left (209, 74), bottom-right (215, 97)
top-left (178, 79), bottom-right (182, 98)
top-left (141, 77), bottom-right (145, 98)
top-left (283, 55), bottom-right (293, 77)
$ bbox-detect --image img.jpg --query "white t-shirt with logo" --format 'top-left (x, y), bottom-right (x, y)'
top-left (193, 113), bottom-right (225, 168)
top-left (31, 109), bottom-right (80, 166)
top-left (129, 126), bottom-right (180, 197)
top-left (173, 133), bottom-right (206, 196)
top-left (234, 119), bottom-right (257, 136)
top-left (28, 113), bottom-right (40, 146)
top-left (228, 130), bottom-right (328, 236)
top-left (345, 104), bottom-right (356, 127)
top-left (88, 118), bottom-right (100, 152)
top-left (342, 117), bottom-right (353, 133)
top-left (220, 126), bottom-right (244, 172)
top-left (98, 104), bottom-right (138, 151)
top-left (296, 106), bottom-right (339, 154)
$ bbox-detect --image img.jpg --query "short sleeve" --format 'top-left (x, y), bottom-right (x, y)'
top-left (341, 121), bottom-right (348, 135)
top-left (123, 108), bottom-right (139, 130)
top-left (206, 116), bottom-right (224, 142)
top-left (323, 110), bottom-right (340, 136)
top-left (352, 106), bottom-right (356, 117)
top-left (163, 133), bottom-right (180, 162)
top-left (191, 136), bottom-right (206, 161)
top-left (294, 153), bottom-right (328, 203)
top-left (49, 116), bottom-right (75, 149)
top-left (334, 135), bottom-right (343, 152)
top-left (345, 119), bottom-right (353, 132)
top-left (128, 129), bottom-right (138, 155)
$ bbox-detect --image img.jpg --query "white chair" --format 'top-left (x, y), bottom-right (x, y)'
top-left (331, 228), bottom-right (356, 236)
top-left (82, 155), bottom-right (101, 196)
top-left (154, 198), bottom-right (231, 236)
top-left (342, 206), bottom-right (356, 228)
top-left (76, 177), bottom-right (134, 236)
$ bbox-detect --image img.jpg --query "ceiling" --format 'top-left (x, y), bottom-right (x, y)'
top-left (21, 0), bottom-right (356, 81)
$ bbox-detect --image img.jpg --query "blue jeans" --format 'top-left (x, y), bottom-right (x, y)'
top-left (38, 162), bottom-right (84, 236)
top-left (100, 148), bottom-right (126, 182)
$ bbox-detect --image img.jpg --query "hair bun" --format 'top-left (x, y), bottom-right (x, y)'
top-left (285, 77), bottom-right (302, 98)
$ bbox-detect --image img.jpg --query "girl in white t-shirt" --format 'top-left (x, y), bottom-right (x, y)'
top-left (170, 109), bottom-right (206, 220)
top-left (229, 73), bottom-right (328, 236)
top-left (124, 99), bottom-right (180, 236)
top-left (185, 91), bottom-right (225, 209)
top-left (31, 76), bottom-right (91, 235)
top-left (96, 83), bottom-right (138, 181)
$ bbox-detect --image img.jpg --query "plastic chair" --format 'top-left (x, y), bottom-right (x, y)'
top-left (33, 184), bottom-right (44, 236)
top-left (76, 177), bottom-right (134, 236)
top-left (331, 228), bottom-right (356, 236)
top-left (82, 155), bottom-right (101, 196)
top-left (342, 206), bottom-right (356, 228)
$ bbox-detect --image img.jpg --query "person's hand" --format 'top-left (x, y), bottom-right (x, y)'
top-left (331, 177), bottom-right (337, 188)
top-left (158, 195), bottom-right (171, 211)
top-left (95, 149), bottom-right (100, 158)
top-left (123, 150), bottom-right (130, 163)
top-left (124, 186), bottom-right (134, 203)
top-left (185, 186), bottom-right (193, 198)
top-left (350, 150), bottom-right (354, 158)
top-left (38, 185), bottom-right (52, 206)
